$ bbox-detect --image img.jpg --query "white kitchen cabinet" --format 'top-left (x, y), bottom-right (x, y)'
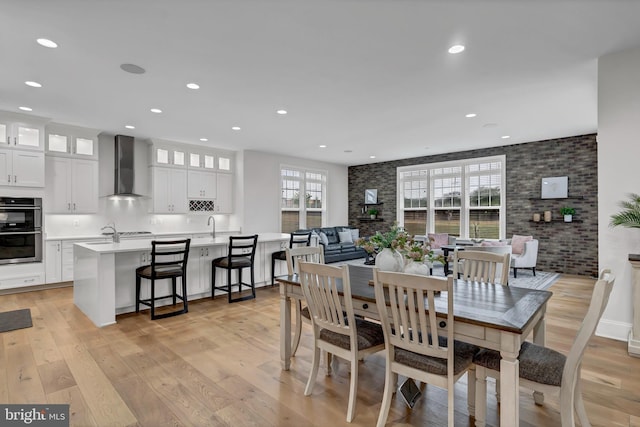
top-left (150, 166), bottom-right (188, 213)
top-left (0, 149), bottom-right (45, 187)
top-left (188, 245), bottom-right (224, 297)
top-left (45, 123), bottom-right (99, 160)
top-left (215, 172), bottom-right (233, 213)
top-left (0, 119), bottom-right (43, 150)
top-left (115, 250), bottom-right (153, 310)
top-left (45, 156), bottom-right (99, 213)
top-left (187, 169), bottom-right (216, 199)
top-left (0, 263), bottom-right (45, 290)
top-left (45, 240), bottom-right (63, 284)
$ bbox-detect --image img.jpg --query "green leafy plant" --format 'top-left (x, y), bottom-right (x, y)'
top-left (368, 222), bottom-right (409, 250)
top-left (560, 206), bottom-right (575, 216)
top-left (354, 237), bottom-right (375, 254)
top-left (367, 208), bottom-right (379, 216)
top-left (610, 193), bottom-right (640, 229)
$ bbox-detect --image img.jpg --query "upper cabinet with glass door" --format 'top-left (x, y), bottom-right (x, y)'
top-left (45, 123), bottom-right (99, 159)
top-left (0, 111), bottom-right (47, 151)
top-left (149, 139), bottom-right (186, 168)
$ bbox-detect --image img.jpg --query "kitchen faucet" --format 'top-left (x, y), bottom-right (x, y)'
top-left (101, 223), bottom-right (120, 243)
top-left (207, 215), bottom-right (216, 238)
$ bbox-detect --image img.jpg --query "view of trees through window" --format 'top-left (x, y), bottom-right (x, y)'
top-left (280, 167), bottom-right (326, 233)
top-left (398, 156), bottom-right (504, 239)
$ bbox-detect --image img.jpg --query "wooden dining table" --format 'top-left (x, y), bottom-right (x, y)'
top-left (277, 265), bottom-right (552, 427)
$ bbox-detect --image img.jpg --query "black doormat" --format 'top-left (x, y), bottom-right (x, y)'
top-left (0, 308), bottom-right (33, 333)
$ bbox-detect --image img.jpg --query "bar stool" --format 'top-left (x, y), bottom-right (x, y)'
top-left (271, 231), bottom-right (312, 285)
top-left (136, 239), bottom-right (191, 320)
top-left (212, 235), bottom-right (259, 303)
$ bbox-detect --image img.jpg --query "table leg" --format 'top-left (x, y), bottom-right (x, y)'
top-left (532, 310), bottom-right (546, 404)
top-left (500, 340), bottom-right (520, 426)
top-left (280, 284), bottom-right (292, 370)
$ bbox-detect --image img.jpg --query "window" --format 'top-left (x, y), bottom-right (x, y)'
top-left (280, 166), bottom-right (327, 233)
top-left (397, 155), bottom-right (505, 239)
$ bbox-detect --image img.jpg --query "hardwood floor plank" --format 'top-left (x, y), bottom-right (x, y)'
top-left (47, 385), bottom-right (98, 427)
top-left (36, 359), bottom-right (76, 395)
top-left (4, 331), bottom-right (46, 404)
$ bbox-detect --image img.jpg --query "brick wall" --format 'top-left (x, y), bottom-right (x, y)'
top-left (348, 134), bottom-right (598, 276)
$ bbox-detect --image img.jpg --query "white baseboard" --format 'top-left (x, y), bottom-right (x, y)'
top-left (596, 318), bottom-right (631, 342)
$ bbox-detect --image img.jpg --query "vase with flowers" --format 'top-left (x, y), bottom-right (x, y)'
top-left (357, 222), bottom-right (408, 272)
top-left (402, 238), bottom-right (446, 276)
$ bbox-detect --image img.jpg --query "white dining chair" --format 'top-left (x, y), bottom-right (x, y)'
top-left (299, 261), bottom-right (385, 423)
top-left (453, 249), bottom-right (511, 285)
top-left (474, 269), bottom-right (615, 427)
top-left (372, 269), bottom-right (479, 427)
top-left (285, 245), bottom-right (324, 356)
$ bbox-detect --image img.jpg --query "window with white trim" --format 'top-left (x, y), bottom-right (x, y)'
top-left (280, 166), bottom-right (327, 232)
top-left (397, 155), bottom-right (505, 239)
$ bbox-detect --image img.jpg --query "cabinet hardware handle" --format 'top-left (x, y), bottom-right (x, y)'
top-left (7, 175), bottom-right (9, 183)
top-left (68, 203), bottom-right (71, 211)
top-left (206, 248), bottom-right (209, 256)
top-left (24, 278), bottom-right (35, 283)
top-left (73, 203), bottom-right (76, 210)
top-left (14, 175), bottom-right (16, 183)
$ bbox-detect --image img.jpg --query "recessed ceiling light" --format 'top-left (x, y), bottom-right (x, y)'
top-left (186, 83), bottom-right (200, 90)
top-left (125, 125), bottom-right (135, 129)
top-left (231, 126), bottom-right (241, 131)
top-left (150, 108), bottom-right (162, 114)
top-left (319, 145), bottom-right (327, 148)
top-left (200, 138), bottom-right (208, 142)
top-left (276, 109), bottom-right (288, 115)
top-left (25, 81), bottom-right (42, 88)
top-left (370, 155), bottom-right (376, 159)
top-left (448, 44), bottom-right (465, 54)
top-left (483, 123), bottom-right (498, 128)
top-left (465, 113), bottom-right (477, 118)
top-left (37, 38), bottom-right (57, 48)
top-left (424, 146), bottom-right (430, 150)
top-left (501, 135), bottom-right (511, 139)
top-left (120, 63), bottom-right (146, 74)
top-left (18, 106), bottom-right (32, 111)
top-left (344, 150), bottom-right (352, 153)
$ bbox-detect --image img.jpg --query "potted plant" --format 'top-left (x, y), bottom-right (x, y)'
top-left (560, 206), bottom-right (575, 222)
top-left (368, 208), bottom-right (379, 219)
top-left (610, 193), bottom-right (640, 228)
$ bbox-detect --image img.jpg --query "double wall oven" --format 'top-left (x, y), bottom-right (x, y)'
top-left (0, 197), bottom-right (42, 265)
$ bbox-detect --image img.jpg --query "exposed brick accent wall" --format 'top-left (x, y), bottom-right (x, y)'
top-left (348, 134), bottom-right (598, 276)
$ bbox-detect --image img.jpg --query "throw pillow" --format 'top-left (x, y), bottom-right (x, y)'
top-left (350, 228), bottom-right (360, 241)
top-left (319, 232), bottom-right (329, 246)
top-left (511, 234), bottom-right (533, 255)
top-left (338, 231), bottom-right (353, 243)
top-left (428, 233), bottom-right (449, 249)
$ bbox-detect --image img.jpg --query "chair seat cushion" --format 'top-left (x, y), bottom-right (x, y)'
top-left (272, 250), bottom-right (286, 261)
top-left (394, 338), bottom-right (479, 376)
top-left (319, 318), bottom-right (385, 350)
top-left (213, 256), bottom-right (252, 268)
top-left (136, 264), bottom-right (184, 278)
top-left (473, 341), bottom-right (566, 386)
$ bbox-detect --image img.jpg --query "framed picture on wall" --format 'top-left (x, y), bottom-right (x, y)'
top-left (365, 189), bottom-right (378, 204)
top-left (541, 176), bottom-right (568, 199)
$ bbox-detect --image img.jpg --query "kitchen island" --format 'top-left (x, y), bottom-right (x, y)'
top-left (73, 233), bottom-right (289, 327)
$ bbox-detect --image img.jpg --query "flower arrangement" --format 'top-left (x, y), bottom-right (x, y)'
top-left (368, 222), bottom-right (409, 251)
top-left (354, 237), bottom-right (375, 254)
top-left (403, 238), bottom-right (445, 264)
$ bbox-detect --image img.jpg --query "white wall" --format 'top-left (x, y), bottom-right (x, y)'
top-left (240, 150), bottom-right (349, 234)
top-left (596, 46), bottom-right (640, 340)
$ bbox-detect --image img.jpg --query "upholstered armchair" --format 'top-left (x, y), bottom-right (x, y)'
top-left (511, 239), bottom-right (539, 278)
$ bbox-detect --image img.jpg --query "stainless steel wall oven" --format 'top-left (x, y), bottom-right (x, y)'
top-left (0, 197), bottom-right (42, 265)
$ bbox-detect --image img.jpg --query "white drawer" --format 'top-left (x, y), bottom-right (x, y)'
top-left (0, 272), bottom-right (45, 290)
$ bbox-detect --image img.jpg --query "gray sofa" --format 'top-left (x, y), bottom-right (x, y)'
top-left (297, 226), bottom-right (366, 263)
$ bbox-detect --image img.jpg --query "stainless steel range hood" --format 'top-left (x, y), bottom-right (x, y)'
top-left (109, 134), bottom-right (144, 198)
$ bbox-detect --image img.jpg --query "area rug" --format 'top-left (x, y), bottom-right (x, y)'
top-left (0, 308), bottom-right (33, 333)
top-left (332, 259), bottom-right (560, 291)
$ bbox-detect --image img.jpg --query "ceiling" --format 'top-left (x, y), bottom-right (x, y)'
top-left (2, 1), bottom-right (640, 166)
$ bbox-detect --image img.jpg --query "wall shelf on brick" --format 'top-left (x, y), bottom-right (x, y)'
top-left (358, 218), bottom-right (384, 222)
top-left (528, 195), bottom-right (585, 200)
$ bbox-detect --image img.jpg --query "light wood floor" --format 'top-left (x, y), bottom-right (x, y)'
top-left (1, 275), bottom-right (640, 426)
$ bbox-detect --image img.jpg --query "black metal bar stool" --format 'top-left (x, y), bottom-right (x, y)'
top-left (271, 231), bottom-right (312, 285)
top-left (212, 235), bottom-right (259, 303)
top-left (135, 239), bottom-right (191, 320)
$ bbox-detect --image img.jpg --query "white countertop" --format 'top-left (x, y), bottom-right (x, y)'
top-left (45, 230), bottom-right (241, 241)
top-left (74, 233), bottom-right (289, 253)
